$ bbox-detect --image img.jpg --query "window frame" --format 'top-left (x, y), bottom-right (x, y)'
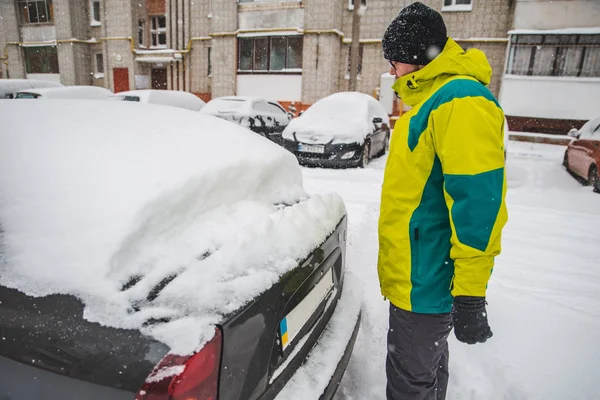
top-left (23, 45), bottom-right (59, 74)
top-left (138, 19), bottom-right (146, 48)
top-left (150, 15), bottom-right (168, 49)
top-left (441, 0), bottom-right (473, 12)
top-left (507, 34), bottom-right (600, 78)
top-left (90, 0), bottom-right (101, 26)
top-left (17, 0), bottom-right (54, 25)
top-left (346, 44), bottom-right (364, 78)
top-left (207, 47), bottom-right (212, 77)
top-left (267, 102), bottom-right (287, 115)
top-left (237, 35), bottom-right (303, 74)
top-left (95, 53), bottom-right (104, 75)
top-left (347, 0), bottom-right (366, 11)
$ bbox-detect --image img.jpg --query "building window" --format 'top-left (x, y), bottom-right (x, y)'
top-left (346, 45), bottom-right (364, 77)
top-left (90, 0), bottom-right (101, 25)
top-left (138, 19), bottom-right (146, 47)
top-left (208, 47), bottom-right (212, 76)
top-left (150, 16), bottom-right (167, 49)
top-left (23, 46), bottom-right (59, 74)
top-left (17, 0), bottom-right (54, 24)
top-left (348, 0), bottom-right (366, 11)
top-left (507, 34), bottom-right (600, 78)
top-left (442, 0), bottom-right (472, 12)
top-left (95, 53), bottom-right (104, 74)
top-left (238, 36), bottom-right (303, 73)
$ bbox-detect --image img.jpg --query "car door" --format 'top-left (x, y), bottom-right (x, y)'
top-left (587, 125), bottom-right (600, 173)
top-left (267, 102), bottom-right (290, 134)
top-left (250, 100), bottom-right (272, 137)
top-left (569, 118), bottom-right (600, 178)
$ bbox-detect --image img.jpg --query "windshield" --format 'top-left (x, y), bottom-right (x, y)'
top-left (302, 95), bottom-right (367, 120)
top-left (202, 98), bottom-right (247, 114)
top-left (14, 92), bottom-right (39, 99)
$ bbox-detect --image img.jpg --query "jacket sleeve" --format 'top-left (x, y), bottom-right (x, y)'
top-left (431, 95), bottom-right (508, 298)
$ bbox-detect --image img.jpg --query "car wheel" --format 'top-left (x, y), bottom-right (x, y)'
top-left (589, 165), bottom-right (600, 193)
top-left (359, 141), bottom-right (370, 168)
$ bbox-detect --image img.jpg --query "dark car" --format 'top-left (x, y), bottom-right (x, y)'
top-left (564, 117), bottom-right (600, 192)
top-left (201, 96), bottom-right (291, 145)
top-left (0, 100), bottom-right (361, 400)
top-left (282, 92), bottom-right (390, 168)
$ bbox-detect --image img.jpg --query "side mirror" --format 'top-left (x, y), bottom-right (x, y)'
top-left (568, 128), bottom-right (580, 139)
top-left (373, 117), bottom-right (383, 124)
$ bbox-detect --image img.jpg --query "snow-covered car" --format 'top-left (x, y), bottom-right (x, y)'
top-left (111, 89), bottom-right (206, 111)
top-left (13, 85), bottom-right (113, 99)
top-left (0, 78), bottom-right (63, 99)
top-left (564, 116), bottom-right (600, 192)
top-left (201, 96), bottom-right (291, 145)
top-left (0, 100), bottom-right (361, 400)
top-left (282, 92), bottom-right (390, 168)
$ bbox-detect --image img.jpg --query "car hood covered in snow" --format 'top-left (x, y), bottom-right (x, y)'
top-left (0, 100), bottom-right (346, 355)
top-left (282, 92), bottom-right (372, 145)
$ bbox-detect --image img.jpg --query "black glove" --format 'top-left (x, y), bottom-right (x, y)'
top-left (452, 296), bottom-right (493, 345)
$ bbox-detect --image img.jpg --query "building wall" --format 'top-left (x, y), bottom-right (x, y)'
top-left (0, 0), bottom-right (26, 78)
top-left (302, 0), bottom-right (344, 103)
top-left (104, 0), bottom-right (135, 92)
top-left (0, 5), bottom-right (8, 78)
top-left (499, 0), bottom-right (600, 130)
top-left (502, 75), bottom-right (600, 121)
top-left (210, 0), bottom-right (237, 97)
top-left (188, 0), bottom-right (211, 95)
top-left (513, 0), bottom-right (600, 30)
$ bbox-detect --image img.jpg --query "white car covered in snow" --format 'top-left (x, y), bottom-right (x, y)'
top-left (0, 79), bottom-right (63, 99)
top-left (201, 96), bottom-right (291, 145)
top-left (111, 89), bottom-right (206, 111)
top-left (0, 100), bottom-right (361, 400)
top-left (13, 85), bottom-right (113, 100)
top-left (282, 92), bottom-right (391, 168)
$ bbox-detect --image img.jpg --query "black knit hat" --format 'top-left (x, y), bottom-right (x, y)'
top-left (382, 2), bottom-right (448, 65)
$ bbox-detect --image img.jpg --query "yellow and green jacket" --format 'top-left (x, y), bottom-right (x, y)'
top-left (378, 38), bottom-right (508, 314)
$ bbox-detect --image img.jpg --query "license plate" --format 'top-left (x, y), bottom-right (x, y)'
top-left (298, 144), bottom-right (325, 154)
top-left (279, 268), bottom-right (334, 351)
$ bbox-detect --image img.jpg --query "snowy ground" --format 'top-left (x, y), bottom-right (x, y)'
top-left (300, 140), bottom-right (600, 400)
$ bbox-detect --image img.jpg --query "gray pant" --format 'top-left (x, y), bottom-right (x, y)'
top-left (386, 303), bottom-right (453, 400)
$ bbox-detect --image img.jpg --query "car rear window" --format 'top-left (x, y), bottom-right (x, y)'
top-left (0, 283), bottom-right (169, 391)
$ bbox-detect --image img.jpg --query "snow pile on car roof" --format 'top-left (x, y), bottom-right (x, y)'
top-left (117, 90), bottom-right (206, 111)
top-left (0, 100), bottom-right (346, 355)
top-left (283, 92), bottom-right (376, 145)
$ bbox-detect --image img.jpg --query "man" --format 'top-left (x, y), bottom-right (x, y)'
top-left (378, 2), bottom-right (508, 400)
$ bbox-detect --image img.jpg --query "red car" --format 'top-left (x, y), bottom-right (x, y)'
top-left (564, 117), bottom-right (600, 193)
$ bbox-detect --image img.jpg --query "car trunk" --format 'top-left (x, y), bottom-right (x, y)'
top-left (217, 216), bottom-right (347, 400)
top-left (0, 285), bottom-right (169, 400)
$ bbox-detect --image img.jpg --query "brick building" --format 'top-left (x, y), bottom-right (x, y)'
top-left (499, 0), bottom-right (600, 133)
top-left (0, 0), bottom-right (514, 105)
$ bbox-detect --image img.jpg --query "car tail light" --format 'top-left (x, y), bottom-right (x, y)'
top-left (136, 327), bottom-right (222, 400)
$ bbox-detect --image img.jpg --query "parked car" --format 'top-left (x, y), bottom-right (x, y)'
top-left (14, 85), bottom-right (113, 99)
top-left (201, 96), bottom-right (290, 145)
top-left (0, 79), bottom-right (63, 99)
top-left (111, 89), bottom-right (206, 111)
top-left (282, 92), bottom-right (390, 168)
top-left (0, 100), bottom-right (361, 400)
top-left (563, 117), bottom-right (600, 192)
